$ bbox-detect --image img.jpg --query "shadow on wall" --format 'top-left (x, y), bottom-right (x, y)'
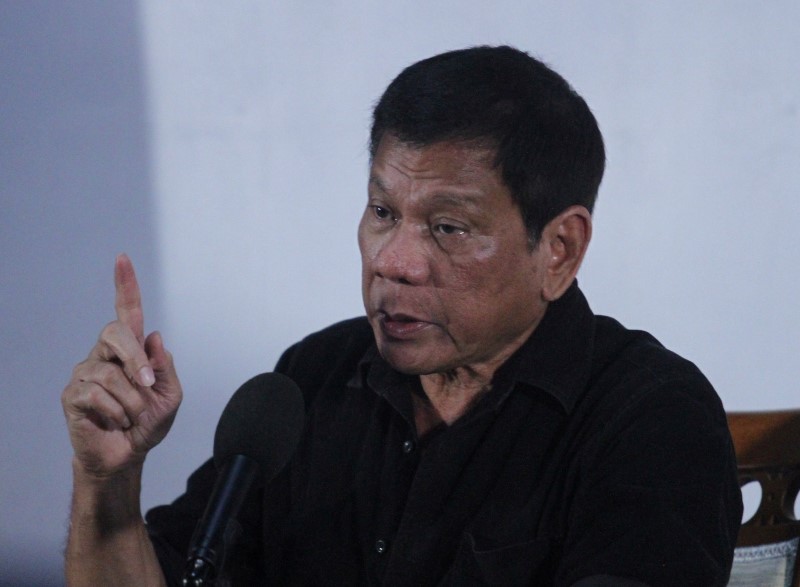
top-left (0, 1), bottom-right (160, 584)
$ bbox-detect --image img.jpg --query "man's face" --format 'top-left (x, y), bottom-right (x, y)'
top-left (358, 135), bottom-right (550, 375)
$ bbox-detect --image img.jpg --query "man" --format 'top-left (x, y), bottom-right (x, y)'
top-left (62, 46), bottom-right (742, 586)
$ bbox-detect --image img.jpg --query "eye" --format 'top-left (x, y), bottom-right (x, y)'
top-left (433, 223), bottom-right (467, 236)
top-left (370, 205), bottom-right (393, 221)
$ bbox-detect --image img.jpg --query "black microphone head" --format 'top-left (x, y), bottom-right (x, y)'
top-left (213, 372), bottom-right (305, 481)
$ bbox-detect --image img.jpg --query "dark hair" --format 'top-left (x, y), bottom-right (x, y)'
top-left (370, 45), bottom-right (606, 243)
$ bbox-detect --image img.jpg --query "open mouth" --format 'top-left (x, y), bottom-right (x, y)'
top-left (378, 312), bottom-right (431, 339)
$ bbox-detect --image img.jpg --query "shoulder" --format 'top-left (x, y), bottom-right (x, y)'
top-left (591, 314), bottom-right (723, 418)
top-left (558, 317), bottom-right (741, 584)
top-left (278, 316), bottom-right (373, 365)
top-left (579, 314), bottom-right (734, 478)
top-left (575, 315), bottom-right (737, 500)
top-left (274, 317), bottom-right (374, 405)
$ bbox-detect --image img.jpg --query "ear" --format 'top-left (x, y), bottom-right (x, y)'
top-left (539, 206), bottom-right (592, 302)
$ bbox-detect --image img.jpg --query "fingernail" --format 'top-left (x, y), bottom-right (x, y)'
top-left (122, 415), bottom-right (132, 429)
top-left (138, 366), bottom-right (156, 387)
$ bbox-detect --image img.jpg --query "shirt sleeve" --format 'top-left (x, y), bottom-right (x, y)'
top-left (145, 342), bottom-right (306, 585)
top-left (556, 373), bottom-right (742, 587)
top-left (145, 458), bottom-right (218, 587)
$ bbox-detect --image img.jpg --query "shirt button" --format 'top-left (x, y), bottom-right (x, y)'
top-left (402, 440), bottom-right (414, 454)
top-left (375, 539), bottom-right (387, 554)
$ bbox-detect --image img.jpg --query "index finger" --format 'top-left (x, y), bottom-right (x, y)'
top-left (114, 253), bottom-right (145, 344)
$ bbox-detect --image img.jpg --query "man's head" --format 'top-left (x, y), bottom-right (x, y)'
top-left (370, 45), bottom-right (605, 245)
top-left (359, 46), bottom-right (601, 377)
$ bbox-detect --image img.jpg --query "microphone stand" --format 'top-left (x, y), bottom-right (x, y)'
top-left (181, 455), bottom-right (259, 586)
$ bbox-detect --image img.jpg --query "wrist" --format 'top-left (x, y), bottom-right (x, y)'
top-left (71, 457), bottom-right (145, 532)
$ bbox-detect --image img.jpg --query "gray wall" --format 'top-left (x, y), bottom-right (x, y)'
top-left (1, 2), bottom-right (159, 585)
top-left (3, 1), bottom-right (799, 584)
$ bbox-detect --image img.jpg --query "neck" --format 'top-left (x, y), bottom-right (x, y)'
top-left (413, 348), bottom-right (513, 437)
top-left (411, 314), bottom-right (543, 437)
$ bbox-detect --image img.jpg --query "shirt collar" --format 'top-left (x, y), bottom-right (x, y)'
top-left (508, 281), bottom-right (595, 413)
top-left (348, 281), bottom-right (595, 415)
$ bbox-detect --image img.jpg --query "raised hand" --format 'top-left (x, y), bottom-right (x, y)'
top-left (62, 254), bottom-right (183, 477)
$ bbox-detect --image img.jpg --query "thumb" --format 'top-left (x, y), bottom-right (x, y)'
top-left (144, 331), bottom-right (181, 397)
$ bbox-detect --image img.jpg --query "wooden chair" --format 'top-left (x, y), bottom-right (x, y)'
top-left (727, 409), bottom-right (800, 587)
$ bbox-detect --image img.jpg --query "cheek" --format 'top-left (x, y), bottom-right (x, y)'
top-left (470, 237), bottom-right (499, 263)
top-left (441, 249), bottom-right (541, 326)
top-left (357, 211), bottom-right (390, 260)
top-left (432, 264), bottom-right (501, 332)
top-left (357, 224), bottom-right (377, 268)
top-left (442, 240), bottom-right (508, 293)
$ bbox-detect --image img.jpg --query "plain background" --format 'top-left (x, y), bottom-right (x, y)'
top-left (2, 2), bottom-right (798, 584)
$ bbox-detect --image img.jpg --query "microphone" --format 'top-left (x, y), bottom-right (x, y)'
top-left (182, 372), bottom-right (305, 586)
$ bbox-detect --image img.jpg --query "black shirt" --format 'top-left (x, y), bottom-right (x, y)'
top-left (147, 284), bottom-right (742, 586)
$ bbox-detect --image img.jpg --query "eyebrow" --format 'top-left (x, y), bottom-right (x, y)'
top-left (368, 175), bottom-right (390, 194)
top-left (368, 175), bottom-right (485, 209)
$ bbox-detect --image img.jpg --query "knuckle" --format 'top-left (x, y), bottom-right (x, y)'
top-left (64, 381), bottom-right (95, 413)
top-left (98, 320), bottom-right (121, 342)
top-left (97, 362), bottom-right (125, 388)
top-left (83, 384), bottom-right (102, 406)
top-left (71, 360), bottom-right (88, 380)
top-left (61, 382), bottom-right (75, 407)
top-left (83, 385), bottom-right (119, 420)
top-left (65, 361), bottom-right (93, 404)
top-left (97, 321), bottom-right (143, 368)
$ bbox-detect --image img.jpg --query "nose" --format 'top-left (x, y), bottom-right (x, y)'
top-left (370, 222), bottom-right (430, 286)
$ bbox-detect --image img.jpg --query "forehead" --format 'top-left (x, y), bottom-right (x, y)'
top-left (369, 135), bottom-right (505, 198)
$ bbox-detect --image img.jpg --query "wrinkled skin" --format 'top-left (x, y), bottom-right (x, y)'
top-left (358, 135), bottom-right (591, 427)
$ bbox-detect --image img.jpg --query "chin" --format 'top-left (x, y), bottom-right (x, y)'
top-left (377, 342), bottom-right (436, 375)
